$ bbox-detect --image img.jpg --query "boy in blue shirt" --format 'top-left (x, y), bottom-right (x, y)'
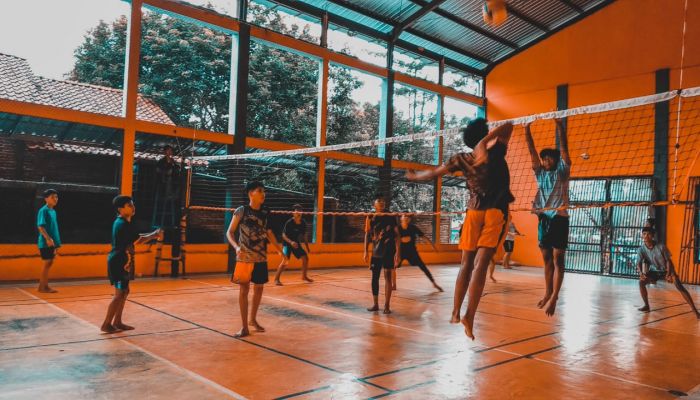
top-left (37, 189), bottom-right (61, 293)
top-left (101, 195), bottom-right (160, 333)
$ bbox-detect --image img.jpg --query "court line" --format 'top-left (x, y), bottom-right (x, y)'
top-left (273, 385), bottom-right (331, 400)
top-left (0, 327), bottom-right (201, 352)
top-left (17, 288), bottom-right (249, 400)
top-left (368, 380), bottom-right (437, 399)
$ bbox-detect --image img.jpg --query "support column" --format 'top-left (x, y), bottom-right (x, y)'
top-left (120, 0), bottom-right (143, 195)
top-left (315, 58), bottom-right (329, 243)
top-left (654, 68), bottom-right (670, 243)
top-left (556, 84), bottom-right (568, 148)
top-left (379, 43), bottom-right (395, 205)
top-left (226, 23), bottom-right (251, 273)
top-left (433, 58), bottom-right (445, 244)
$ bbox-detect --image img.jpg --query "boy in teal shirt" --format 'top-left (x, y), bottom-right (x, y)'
top-left (37, 189), bottom-right (61, 293)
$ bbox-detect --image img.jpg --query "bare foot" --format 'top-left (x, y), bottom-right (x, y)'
top-left (490, 276), bottom-right (497, 283)
top-left (537, 295), bottom-right (551, 309)
top-left (450, 313), bottom-right (460, 324)
top-left (392, 285), bottom-right (397, 291)
top-left (545, 299), bottom-right (558, 317)
top-left (249, 321), bottom-right (265, 332)
top-left (383, 308), bottom-right (391, 314)
top-left (275, 281), bottom-right (283, 286)
top-left (38, 288), bottom-right (58, 293)
top-left (302, 276), bottom-right (314, 283)
top-left (637, 305), bottom-right (650, 312)
top-left (367, 305), bottom-right (379, 312)
top-left (433, 283), bottom-right (444, 292)
top-left (114, 323), bottom-right (135, 331)
top-left (101, 324), bottom-right (121, 334)
top-left (233, 328), bottom-right (250, 338)
top-left (461, 316), bottom-right (475, 341)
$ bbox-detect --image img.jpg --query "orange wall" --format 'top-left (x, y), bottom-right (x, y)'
top-left (487, 0), bottom-right (700, 269)
top-left (0, 243), bottom-right (461, 282)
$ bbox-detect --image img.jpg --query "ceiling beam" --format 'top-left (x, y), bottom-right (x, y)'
top-left (558, 0), bottom-right (585, 14)
top-left (391, 0), bottom-right (447, 42)
top-left (506, 5), bottom-right (550, 32)
top-left (407, 0), bottom-right (517, 49)
top-left (403, 26), bottom-right (491, 65)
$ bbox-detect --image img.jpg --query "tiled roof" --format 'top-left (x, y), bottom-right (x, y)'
top-left (0, 53), bottom-right (174, 125)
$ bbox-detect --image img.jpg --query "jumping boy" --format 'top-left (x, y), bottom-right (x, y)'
top-left (524, 118), bottom-right (571, 317)
top-left (226, 181), bottom-right (283, 337)
top-left (636, 227), bottom-right (699, 318)
top-left (364, 194), bottom-right (401, 314)
top-left (274, 204), bottom-right (313, 285)
top-left (102, 195), bottom-right (160, 333)
top-left (407, 118), bottom-right (514, 339)
top-left (37, 189), bottom-right (61, 293)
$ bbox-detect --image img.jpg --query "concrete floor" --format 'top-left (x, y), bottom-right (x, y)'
top-left (1, 265), bottom-right (699, 399)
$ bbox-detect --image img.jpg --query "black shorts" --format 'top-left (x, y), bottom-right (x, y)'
top-left (107, 252), bottom-right (130, 286)
top-left (371, 256), bottom-right (395, 270)
top-left (233, 261), bottom-right (269, 285)
top-left (283, 244), bottom-right (307, 259)
top-left (538, 215), bottom-right (569, 250)
top-left (39, 247), bottom-right (56, 260)
top-left (400, 247), bottom-right (423, 266)
top-left (644, 270), bottom-right (665, 282)
top-left (503, 240), bottom-right (515, 253)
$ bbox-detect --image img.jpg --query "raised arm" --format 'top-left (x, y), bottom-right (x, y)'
top-left (363, 216), bottom-right (371, 263)
top-left (524, 122), bottom-right (541, 170)
top-left (555, 118), bottom-right (571, 166)
top-left (405, 164), bottom-right (452, 182)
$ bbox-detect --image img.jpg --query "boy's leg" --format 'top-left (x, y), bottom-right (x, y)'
top-left (503, 251), bottom-right (512, 269)
top-left (38, 257), bottom-right (56, 293)
top-left (538, 248), bottom-right (554, 308)
top-left (301, 255), bottom-right (313, 282)
top-left (101, 287), bottom-right (125, 333)
top-left (274, 258), bottom-right (288, 285)
top-left (392, 268), bottom-right (397, 290)
top-left (249, 284), bottom-right (266, 332)
top-left (461, 247), bottom-right (496, 340)
top-left (383, 267), bottom-right (393, 314)
top-left (544, 249), bottom-right (566, 316)
top-left (451, 250), bottom-right (476, 323)
top-left (235, 282), bottom-right (251, 337)
top-left (671, 273), bottom-right (700, 318)
top-left (488, 259), bottom-right (497, 283)
top-left (638, 277), bottom-right (650, 312)
top-left (368, 264), bottom-right (380, 311)
top-left (415, 257), bottom-right (443, 291)
top-left (114, 286), bottom-right (134, 330)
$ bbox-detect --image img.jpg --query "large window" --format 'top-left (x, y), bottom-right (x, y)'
top-left (323, 159), bottom-right (379, 243)
top-left (0, 0), bottom-right (129, 115)
top-left (393, 83), bottom-right (438, 165)
top-left (139, 8), bottom-right (233, 132)
top-left (247, 40), bottom-right (319, 146)
top-left (327, 64), bottom-right (382, 156)
top-left (443, 66), bottom-right (483, 97)
top-left (179, 0), bottom-right (238, 18)
top-left (440, 180), bottom-right (467, 244)
top-left (327, 23), bottom-right (387, 68)
top-left (393, 49), bottom-right (439, 84)
top-left (392, 173), bottom-right (435, 242)
top-left (442, 97), bottom-right (480, 163)
top-left (248, 0), bottom-right (322, 44)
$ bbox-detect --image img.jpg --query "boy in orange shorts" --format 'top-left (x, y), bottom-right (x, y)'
top-left (407, 118), bottom-right (513, 340)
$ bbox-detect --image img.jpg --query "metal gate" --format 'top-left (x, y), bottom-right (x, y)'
top-left (566, 177), bottom-right (653, 277)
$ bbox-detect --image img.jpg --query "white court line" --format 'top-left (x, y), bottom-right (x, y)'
top-left (17, 288), bottom-right (248, 400)
top-left (178, 280), bottom-right (678, 395)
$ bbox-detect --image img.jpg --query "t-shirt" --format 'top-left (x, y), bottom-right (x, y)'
top-left (37, 205), bottom-right (61, 249)
top-left (110, 216), bottom-right (138, 256)
top-left (234, 205), bottom-right (269, 263)
top-left (366, 215), bottom-right (398, 258)
top-left (504, 222), bottom-right (517, 241)
top-left (533, 159), bottom-right (570, 218)
top-left (283, 218), bottom-right (307, 245)
top-left (399, 224), bottom-right (424, 251)
top-left (636, 242), bottom-right (671, 273)
top-left (446, 142), bottom-right (514, 212)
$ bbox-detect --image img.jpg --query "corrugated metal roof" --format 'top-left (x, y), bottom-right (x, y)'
top-left (270, 0), bottom-right (616, 75)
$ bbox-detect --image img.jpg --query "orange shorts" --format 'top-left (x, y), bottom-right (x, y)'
top-left (459, 209), bottom-right (507, 251)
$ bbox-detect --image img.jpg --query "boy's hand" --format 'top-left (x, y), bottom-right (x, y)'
top-left (405, 169), bottom-right (417, 181)
top-left (291, 242), bottom-right (299, 249)
top-left (639, 273), bottom-right (647, 281)
top-left (665, 273), bottom-right (674, 283)
top-left (47, 238), bottom-right (55, 248)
